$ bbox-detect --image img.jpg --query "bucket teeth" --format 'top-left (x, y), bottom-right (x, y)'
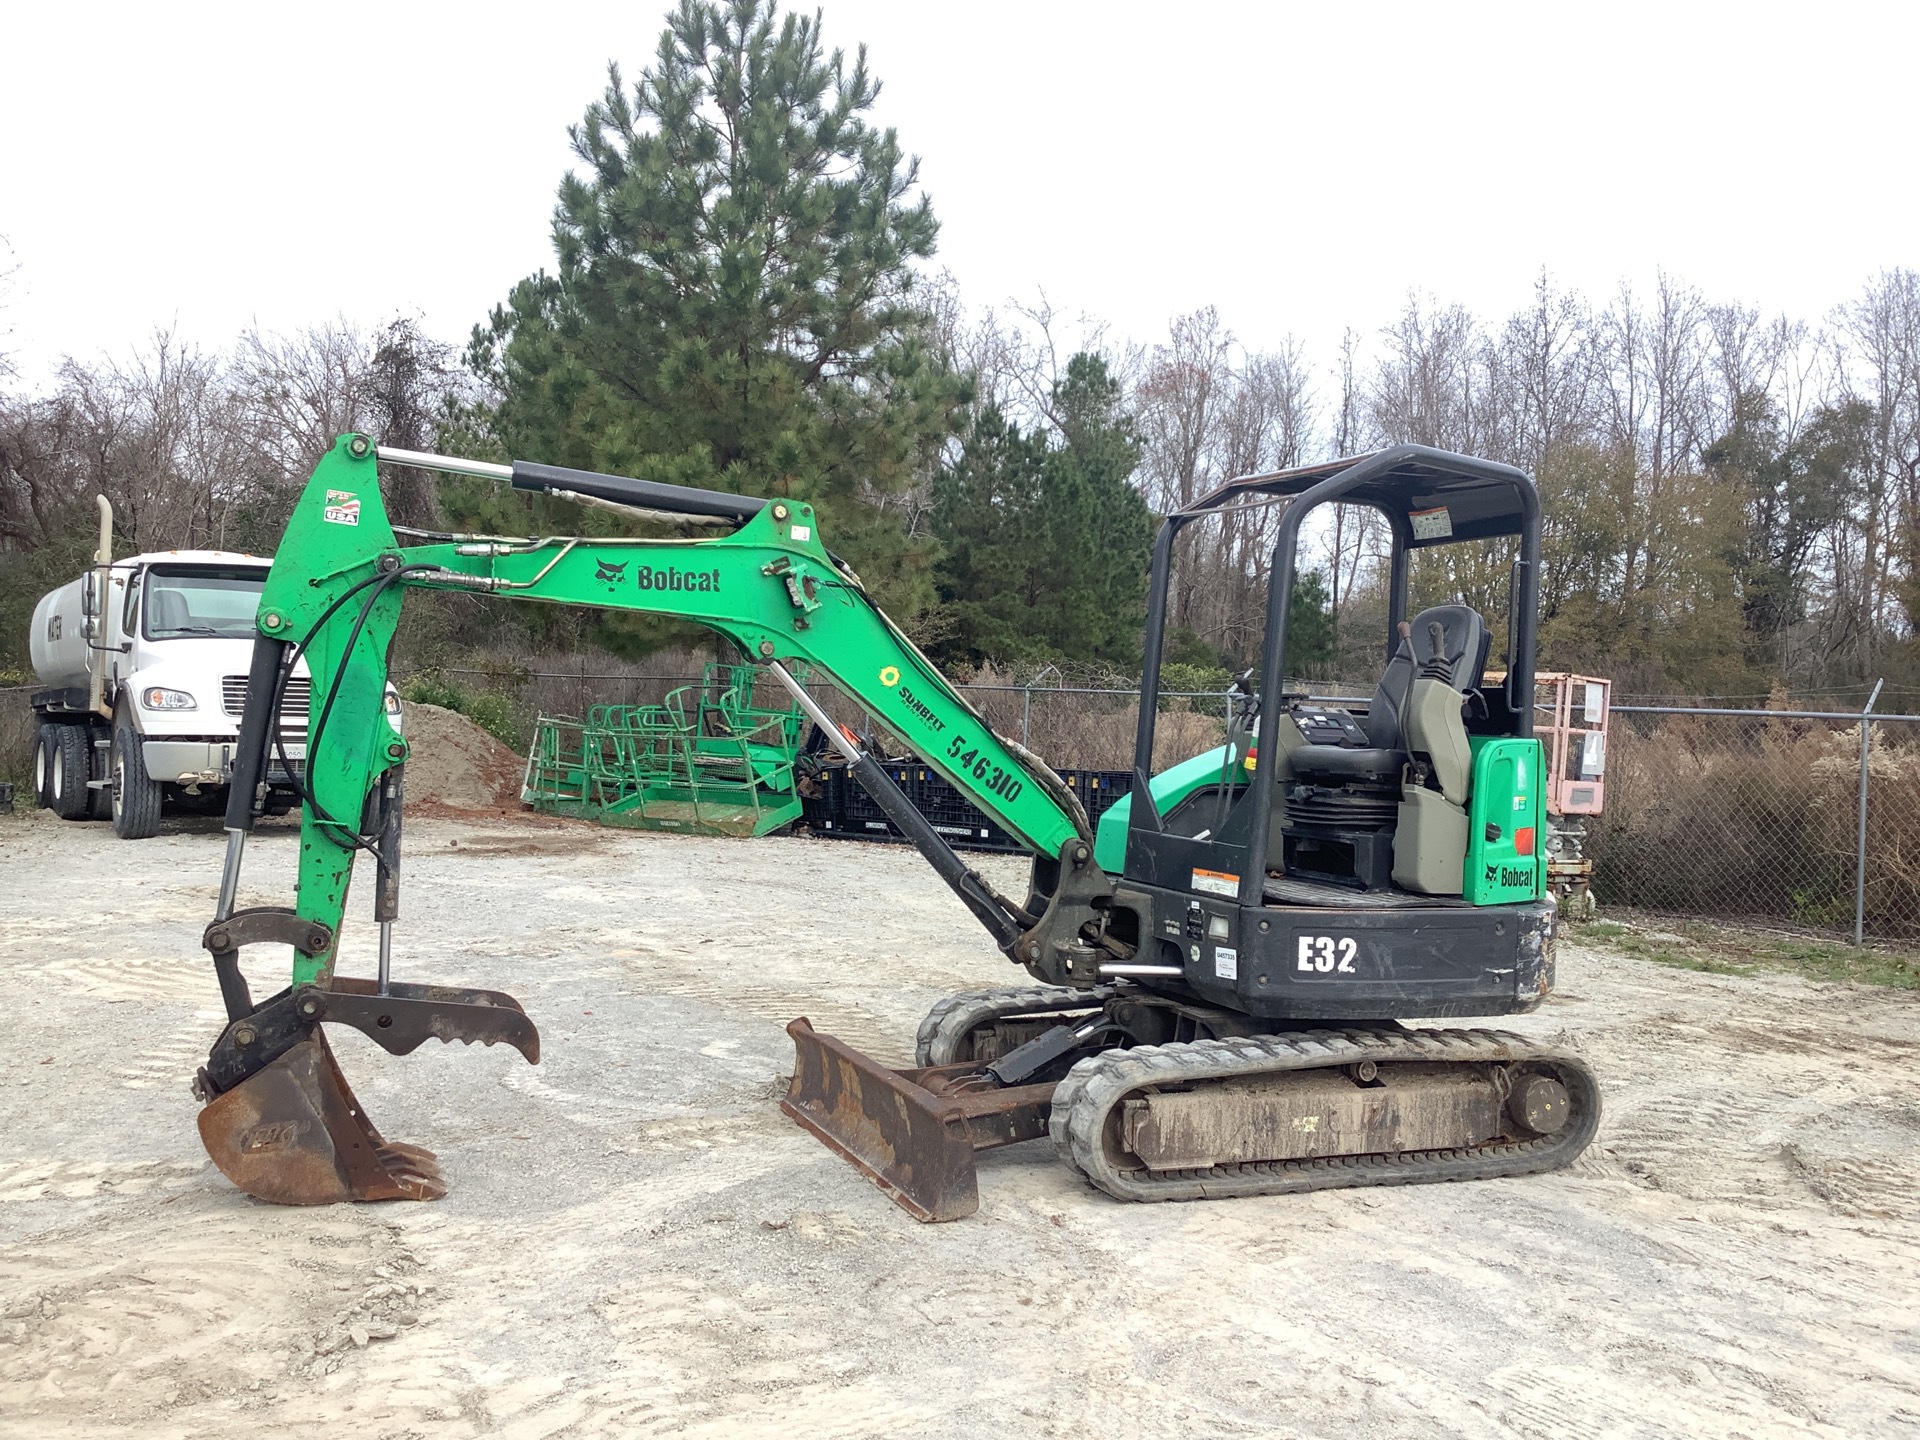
top-left (363, 1141), bottom-right (447, 1202)
top-left (197, 1031), bottom-right (445, 1205)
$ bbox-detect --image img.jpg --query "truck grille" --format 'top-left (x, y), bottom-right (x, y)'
top-left (222, 675), bottom-right (311, 721)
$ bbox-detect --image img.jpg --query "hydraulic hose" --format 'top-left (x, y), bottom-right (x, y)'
top-left (223, 637), bottom-right (292, 833)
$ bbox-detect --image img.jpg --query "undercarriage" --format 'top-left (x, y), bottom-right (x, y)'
top-left (785, 973), bottom-right (1597, 1221)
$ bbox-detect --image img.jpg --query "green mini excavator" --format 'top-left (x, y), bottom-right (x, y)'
top-left (192, 436), bottom-right (1598, 1219)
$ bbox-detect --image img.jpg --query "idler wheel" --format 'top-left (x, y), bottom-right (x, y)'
top-left (1508, 1074), bottom-right (1571, 1136)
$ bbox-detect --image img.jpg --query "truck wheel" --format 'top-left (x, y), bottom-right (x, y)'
top-left (48, 724), bottom-right (93, 820)
top-left (111, 721), bottom-right (164, 839)
top-left (32, 724), bottom-right (57, 809)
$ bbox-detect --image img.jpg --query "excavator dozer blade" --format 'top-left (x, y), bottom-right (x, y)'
top-left (781, 1018), bottom-right (980, 1222)
top-left (197, 1030), bottom-right (444, 1205)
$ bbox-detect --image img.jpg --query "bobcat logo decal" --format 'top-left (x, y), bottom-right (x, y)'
top-left (594, 559), bottom-right (629, 590)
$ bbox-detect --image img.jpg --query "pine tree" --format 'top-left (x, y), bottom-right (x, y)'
top-left (927, 406), bottom-right (1053, 663)
top-left (1283, 569), bottom-right (1337, 677)
top-left (1046, 354), bottom-right (1155, 663)
top-left (471, 0), bottom-right (967, 616)
top-left (930, 354), bottom-right (1153, 667)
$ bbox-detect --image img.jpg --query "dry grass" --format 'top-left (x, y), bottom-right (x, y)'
top-left (0, 686), bottom-right (37, 792)
top-left (1591, 716), bottom-right (1920, 938)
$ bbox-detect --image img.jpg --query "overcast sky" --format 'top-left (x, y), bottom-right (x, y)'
top-left (3, 0), bottom-right (1915, 387)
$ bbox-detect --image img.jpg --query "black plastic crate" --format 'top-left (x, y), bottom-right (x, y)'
top-left (798, 766), bottom-right (874, 841)
top-left (913, 770), bottom-right (1022, 852)
top-left (1079, 769), bottom-right (1134, 824)
top-left (798, 763), bottom-right (840, 832)
top-left (792, 753), bottom-right (1066, 854)
top-left (834, 764), bottom-right (908, 840)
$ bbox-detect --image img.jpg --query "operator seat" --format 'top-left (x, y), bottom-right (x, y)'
top-left (1289, 604), bottom-right (1490, 787)
top-left (1279, 604), bottom-right (1489, 890)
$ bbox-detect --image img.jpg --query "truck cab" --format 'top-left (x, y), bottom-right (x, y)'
top-left (28, 546), bottom-right (400, 838)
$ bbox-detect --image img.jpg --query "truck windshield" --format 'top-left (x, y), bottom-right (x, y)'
top-left (144, 567), bottom-right (267, 640)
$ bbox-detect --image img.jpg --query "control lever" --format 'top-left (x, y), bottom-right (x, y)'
top-left (1394, 620), bottom-right (1419, 741)
top-left (1420, 620), bottom-right (1453, 681)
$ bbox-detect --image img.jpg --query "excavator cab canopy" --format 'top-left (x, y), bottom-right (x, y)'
top-left (1181, 446), bottom-right (1537, 547)
top-left (1127, 444), bottom-right (1543, 907)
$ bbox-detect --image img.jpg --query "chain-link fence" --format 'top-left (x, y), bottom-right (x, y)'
top-left (0, 687), bottom-right (35, 796)
top-left (448, 669), bottom-right (1919, 943)
top-left (433, 669), bottom-right (1239, 773)
top-left (1592, 699), bottom-right (1920, 942)
top-left (9, 664), bottom-right (1919, 942)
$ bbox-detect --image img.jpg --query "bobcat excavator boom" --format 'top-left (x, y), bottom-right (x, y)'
top-left (195, 436), bottom-right (1598, 1219)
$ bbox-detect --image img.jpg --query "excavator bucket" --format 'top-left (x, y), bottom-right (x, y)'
top-left (197, 1030), bottom-right (445, 1205)
top-left (781, 1018), bottom-right (1060, 1222)
top-left (193, 969), bottom-right (540, 1205)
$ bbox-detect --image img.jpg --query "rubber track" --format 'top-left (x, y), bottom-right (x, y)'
top-left (914, 985), bottom-right (1114, 1068)
top-left (1048, 1027), bottom-right (1601, 1203)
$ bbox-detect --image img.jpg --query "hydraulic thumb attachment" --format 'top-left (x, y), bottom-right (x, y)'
top-left (193, 891), bottom-right (542, 1207)
top-left (194, 969), bottom-right (540, 1205)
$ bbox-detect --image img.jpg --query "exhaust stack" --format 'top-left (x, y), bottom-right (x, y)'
top-left (89, 495), bottom-right (112, 718)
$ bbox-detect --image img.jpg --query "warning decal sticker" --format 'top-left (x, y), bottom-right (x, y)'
top-left (1190, 868), bottom-right (1239, 898)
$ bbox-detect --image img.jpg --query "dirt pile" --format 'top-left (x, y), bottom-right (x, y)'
top-left (397, 703), bottom-right (523, 811)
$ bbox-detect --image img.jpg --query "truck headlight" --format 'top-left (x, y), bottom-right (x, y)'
top-left (142, 687), bottom-right (197, 711)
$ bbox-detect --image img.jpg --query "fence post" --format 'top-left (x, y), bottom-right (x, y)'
top-left (1855, 677), bottom-right (1884, 946)
top-left (1022, 664), bottom-right (1059, 748)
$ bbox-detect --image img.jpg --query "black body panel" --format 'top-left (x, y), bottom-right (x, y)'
top-left (1129, 880), bottom-right (1554, 1021)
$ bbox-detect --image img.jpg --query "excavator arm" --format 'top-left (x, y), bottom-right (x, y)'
top-left (194, 436), bottom-right (1120, 1212)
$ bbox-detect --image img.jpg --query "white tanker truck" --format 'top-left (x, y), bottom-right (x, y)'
top-left (26, 497), bottom-right (399, 838)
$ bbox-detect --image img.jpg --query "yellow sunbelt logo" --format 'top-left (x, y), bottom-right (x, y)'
top-left (879, 666), bottom-right (900, 686)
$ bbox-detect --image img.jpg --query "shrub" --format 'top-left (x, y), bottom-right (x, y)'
top-left (400, 672), bottom-right (529, 753)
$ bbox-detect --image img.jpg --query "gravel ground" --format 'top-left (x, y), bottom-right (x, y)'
top-left (1, 805), bottom-right (1917, 1439)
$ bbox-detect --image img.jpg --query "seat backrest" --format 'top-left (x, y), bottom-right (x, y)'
top-left (1359, 604), bottom-right (1488, 751)
top-left (1404, 676), bottom-right (1473, 804)
top-left (149, 588), bottom-right (192, 633)
top-left (1360, 648), bottom-right (1415, 751)
top-left (1409, 604), bottom-right (1490, 692)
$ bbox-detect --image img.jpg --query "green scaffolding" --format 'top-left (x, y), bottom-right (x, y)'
top-left (522, 664), bottom-right (810, 837)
